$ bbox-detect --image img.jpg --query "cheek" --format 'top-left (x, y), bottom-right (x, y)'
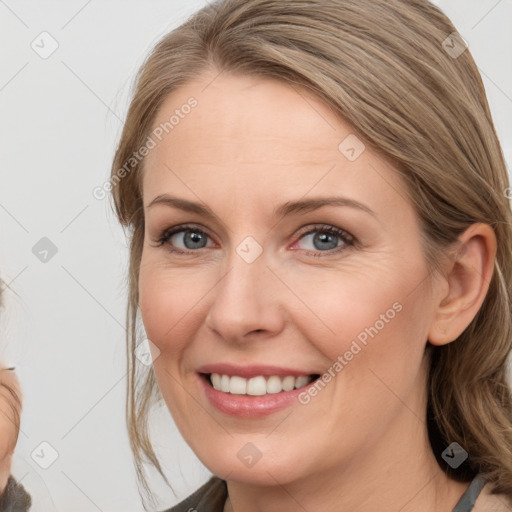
top-left (289, 258), bottom-right (431, 392)
top-left (139, 253), bottom-right (214, 361)
top-left (138, 257), bottom-right (203, 355)
top-left (335, 288), bottom-right (430, 413)
top-left (138, 259), bottom-right (205, 418)
top-left (283, 260), bottom-right (408, 347)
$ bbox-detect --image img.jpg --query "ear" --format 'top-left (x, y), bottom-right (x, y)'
top-left (428, 223), bottom-right (497, 346)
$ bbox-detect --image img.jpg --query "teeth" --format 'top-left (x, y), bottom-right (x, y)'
top-left (209, 373), bottom-right (315, 395)
top-left (229, 376), bottom-right (247, 395)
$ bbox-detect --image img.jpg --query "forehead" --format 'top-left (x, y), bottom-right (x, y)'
top-left (149, 73), bottom-right (343, 160)
top-left (142, 72), bottom-right (410, 225)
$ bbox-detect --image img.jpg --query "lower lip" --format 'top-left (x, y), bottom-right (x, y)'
top-left (198, 373), bottom-right (314, 418)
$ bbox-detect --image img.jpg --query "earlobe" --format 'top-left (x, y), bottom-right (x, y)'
top-left (427, 223), bottom-right (497, 347)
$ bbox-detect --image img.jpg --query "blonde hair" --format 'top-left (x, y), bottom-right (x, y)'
top-left (110, 0), bottom-right (512, 504)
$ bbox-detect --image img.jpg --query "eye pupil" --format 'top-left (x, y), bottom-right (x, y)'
top-left (313, 232), bottom-right (338, 251)
top-left (184, 231), bottom-right (207, 249)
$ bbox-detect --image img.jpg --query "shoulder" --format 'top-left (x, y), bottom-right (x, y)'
top-left (472, 482), bottom-right (512, 512)
top-left (0, 476), bottom-right (32, 512)
top-left (161, 476), bottom-right (227, 512)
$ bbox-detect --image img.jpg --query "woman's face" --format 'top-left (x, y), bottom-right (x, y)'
top-left (139, 71), bottom-right (444, 485)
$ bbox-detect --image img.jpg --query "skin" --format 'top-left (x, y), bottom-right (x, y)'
top-left (138, 70), bottom-right (496, 512)
top-left (0, 364), bottom-right (22, 497)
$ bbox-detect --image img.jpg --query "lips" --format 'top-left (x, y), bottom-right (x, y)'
top-left (197, 371), bottom-right (321, 417)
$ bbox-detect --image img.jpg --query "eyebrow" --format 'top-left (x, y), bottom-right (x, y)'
top-left (146, 194), bottom-right (376, 219)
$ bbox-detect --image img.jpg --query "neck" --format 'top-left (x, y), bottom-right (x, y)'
top-left (223, 412), bottom-right (470, 512)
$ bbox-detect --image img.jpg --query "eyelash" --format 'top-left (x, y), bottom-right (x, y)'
top-left (153, 223), bottom-right (356, 258)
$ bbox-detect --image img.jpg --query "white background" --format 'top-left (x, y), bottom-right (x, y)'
top-left (0, 1), bottom-right (511, 511)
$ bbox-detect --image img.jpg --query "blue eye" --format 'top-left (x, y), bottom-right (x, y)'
top-left (156, 225), bottom-right (212, 252)
top-left (154, 223), bottom-right (356, 257)
top-left (294, 225), bottom-right (355, 257)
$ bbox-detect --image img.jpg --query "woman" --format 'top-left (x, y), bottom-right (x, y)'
top-left (110, 0), bottom-right (512, 510)
top-left (0, 364), bottom-right (30, 507)
top-left (0, 277), bottom-right (30, 511)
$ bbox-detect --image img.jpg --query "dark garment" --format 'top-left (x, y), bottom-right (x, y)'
top-left (164, 477), bottom-right (227, 512)
top-left (0, 476), bottom-right (32, 512)
top-left (164, 473), bottom-right (486, 512)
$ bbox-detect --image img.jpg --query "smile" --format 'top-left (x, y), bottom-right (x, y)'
top-left (207, 373), bottom-right (319, 396)
top-left (198, 372), bottom-right (322, 417)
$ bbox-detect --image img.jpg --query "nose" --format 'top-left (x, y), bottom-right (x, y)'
top-left (204, 245), bottom-right (285, 343)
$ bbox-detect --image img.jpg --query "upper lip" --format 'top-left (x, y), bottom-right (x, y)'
top-left (197, 363), bottom-right (319, 379)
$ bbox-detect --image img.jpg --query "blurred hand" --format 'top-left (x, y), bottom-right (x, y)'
top-left (0, 363), bottom-right (22, 497)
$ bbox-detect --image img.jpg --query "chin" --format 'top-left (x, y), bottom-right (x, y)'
top-left (195, 444), bottom-right (308, 486)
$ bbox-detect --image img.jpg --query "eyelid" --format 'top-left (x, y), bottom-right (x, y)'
top-left (294, 224), bottom-right (355, 242)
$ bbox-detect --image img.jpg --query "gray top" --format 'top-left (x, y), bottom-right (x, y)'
top-left (164, 473), bottom-right (487, 512)
top-left (452, 474), bottom-right (486, 512)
